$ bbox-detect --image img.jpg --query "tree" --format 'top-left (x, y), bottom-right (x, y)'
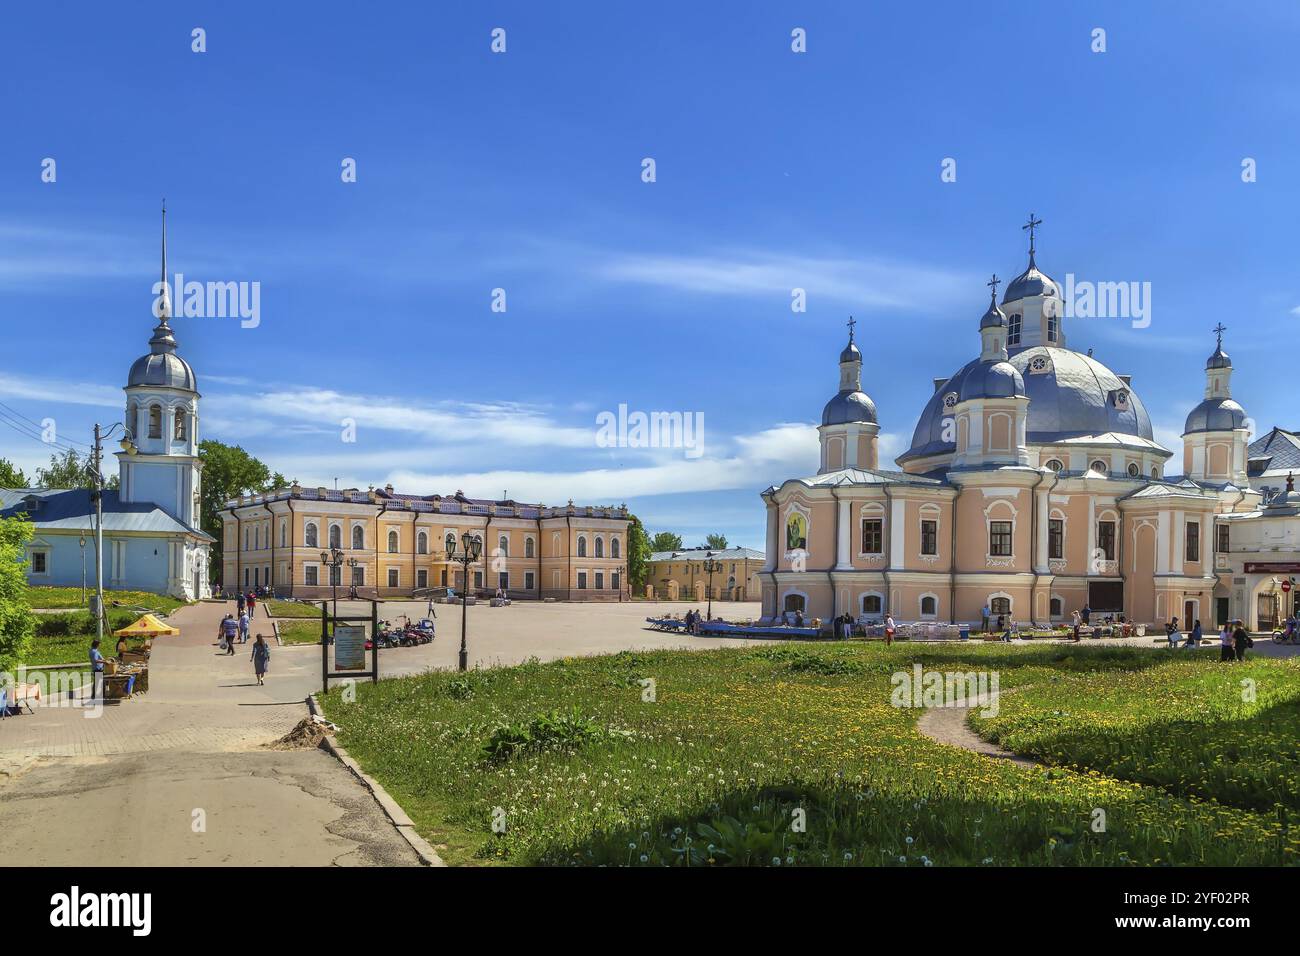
top-left (0, 516), bottom-right (35, 672)
top-left (704, 533), bottom-right (728, 550)
top-left (198, 440), bottom-right (285, 581)
top-left (626, 515), bottom-right (652, 593)
top-left (35, 448), bottom-right (116, 490)
top-left (0, 458), bottom-right (28, 488)
top-left (649, 531), bottom-right (682, 553)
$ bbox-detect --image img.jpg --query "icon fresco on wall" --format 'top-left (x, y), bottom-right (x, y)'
top-left (786, 512), bottom-right (807, 551)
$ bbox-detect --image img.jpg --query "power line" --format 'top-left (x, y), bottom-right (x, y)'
top-left (0, 408), bottom-right (88, 457)
top-left (0, 398), bottom-right (94, 448)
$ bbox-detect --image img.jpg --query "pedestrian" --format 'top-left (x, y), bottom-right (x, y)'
top-left (1081, 604), bottom-right (1091, 626)
top-left (1071, 609), bottom-right (1082, 643)
top-left (1185, 620), bottom-right (1202, 649)
top-left (980, 603), bottom-right (991, 634)
top-left (1232, 620), bottom-right (1251, 661)
top-left (1166, 616), bottom-right (1181, 649)
top-left (218, 613), bottom-right (236, 652)
top-left (247, 591), bottom-right (257, 618)
top-left (236, 591), bottom-right (246, 616)
top-left (115, 632), bottom-right (129, 660)
top-left (884, 613), bottom-right (896, 647)
top-left (250, 633), bottom-right (271, 686)
top-left (794, 608), bottom-right (804, 629)
top-left (237, 609), bottom-right (250, 647)
top-left (1219, 623), bottom-right (1234, 662)
top-left (89, 638), bottom-right (105, 701)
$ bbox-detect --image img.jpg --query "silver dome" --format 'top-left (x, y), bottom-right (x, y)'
top-left (128, 351), bottom-right (197, 391)
top-left (822, 390), bottom-right (877, 426)
top-left (980, 298), bottom-right (1006, 329)
top-left (900, 346), bottom-right (1154, 462)
top-left (1002, 256), bottom-right (1058, 303)
top-left (1184, 397), bottom-right (1245, 435)
top-left (960, 360), bottom-right (1025, 401)
top-left (1206, 346), bottom-right (1231, 370)
top-left (840, 341), bottom-right (862, 363)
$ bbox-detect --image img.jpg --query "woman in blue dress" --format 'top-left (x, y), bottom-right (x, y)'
top-left (250, 634), bottom-right (271, 686)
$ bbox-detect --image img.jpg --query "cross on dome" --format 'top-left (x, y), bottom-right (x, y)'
top-left (1023, 212), bottom-right (1042, 257)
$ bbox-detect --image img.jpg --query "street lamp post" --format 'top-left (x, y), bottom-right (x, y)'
top-left (320, 547), bottom-right (345, 635)
top-left (347, 556), bottom-right (359, 600)
top-left (90, 422), bottom-right (137, 644)
top-left (616, 564), bottom-right (626, 603)
top-left (79, 536), bottom-right (87, 606)
top-left (446, 532), bottom-right (482, 671)
top-left (703, 552), bottom-right (722, 621)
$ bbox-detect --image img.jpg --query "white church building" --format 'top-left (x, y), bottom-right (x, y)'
top-left (1, 210), bottom-right (213, 599)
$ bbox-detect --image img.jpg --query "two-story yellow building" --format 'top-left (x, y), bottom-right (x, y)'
top-left (220, 484), bottom-right (631, 601)
top-left (644, 546), bottom-right (764, 601)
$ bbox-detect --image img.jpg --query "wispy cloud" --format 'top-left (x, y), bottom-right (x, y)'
top-left (0, 372), bottom-right (121, 408)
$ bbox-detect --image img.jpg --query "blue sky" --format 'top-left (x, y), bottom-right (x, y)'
top-left (3, 1), bottom-right (1300, 548)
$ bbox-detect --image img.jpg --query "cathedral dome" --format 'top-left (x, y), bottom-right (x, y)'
top-left (1002, 259), bottom-right (1058, 303)
top-left (979, 298), bottom-right (1006, 329)
top-left (821, 390), bottom-right (877, 426)
top-left (840, 341), bottom-right (862, 363)
top-left (960, 360), bottom-right (1025, 401)
top-left (1184, 397), bottom-right (1246, 435)
top-left (128, 350), bottom-right (197, 391)
top-left (900, 346), bottom-right (1155, 463)
top-left (1206, 346), bottom-right (1231, 370)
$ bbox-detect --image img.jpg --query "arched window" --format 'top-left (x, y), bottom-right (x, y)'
top-left (387, 529), bottom-right (399, 553)
top-left (173, 407), bottom-right (187, 441)
top-left (610, 537), bottom-right (620, 558)
top-left (328, 524), bottom-right (341, 549)
top-left (445, 532), bottom-right (456, 554)
top-left (253, 526), bottom-right (260, 551)
top-left (352, 525), bottom-right (364, 550)
top-left (920, 595), bottom-right (937, 616)
top-left (990, 596), bottom-right (1011, 616)
top-left (525, 537), bottom-right (535, 558)
top-left (595, 537), bottom-right (604, 558)
top-left (498, 534), bottom-right (509, 557)
top-left (783, 593), bottom-right (806, 612)
top-left (280, 521), bottom-right (287, 548)
top-left (417, 531), bottom-right (428, 554)
top-left (305, 522), bottom-right (318, 548)
top-left (577, 536), bottom-right (588, 558)
top-left (148, 404), bottom-right (162, 439)
top-left (1050, 597), bottom-right (1063, 617)
top-left (861, 594), bottom-right (882, 615)
top-left (1151, 465), bottom-right (1161, 479)
top-left (243, 528), bottom-right (249, 551)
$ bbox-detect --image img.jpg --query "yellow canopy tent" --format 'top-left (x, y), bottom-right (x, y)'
top-left (112, 613), bottom-right (180, 638)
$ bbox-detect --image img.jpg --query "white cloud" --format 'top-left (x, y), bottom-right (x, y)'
top-left (0, 372), bottom-right (121, 408)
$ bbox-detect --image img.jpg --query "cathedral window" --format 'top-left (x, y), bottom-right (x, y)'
top-left (1097, 520), bottom-right (1116, 561)
top-left (329, 524), bottom-right (341, 549)
top-left (1046, 314), bottom-right (1058, 342)
top-left (860, 594), bottom-right (881, 615)
top-left (148, 404), bottom-right (162, 439)
top-left (920, 519), bottom-right (937, 555)
top-left (499, 534), bottom-right (509, 557)
top-left (1186, 522), bottom-right (1200, 562)
top-left (920, 595), bottom-right (937, 616)
top-left (1216, 524), bottom-right (1229, 553)
top-left (352, 525), bottom-right (365, 550)
top-left (594, 537), bottom-right (603, 558)
top-left (174, 408), bottom-right (186, 441)
top-left (989, 521), bottom-right (1013, 557)
top-left (1007, 314), bottom-right (1022, 346)
top-left (1048, 519), bottom-right (1063, 559)
top-left (861, 518), bottom-right (883, 554)
top-left (1090, 459), bottom-right (1109, 475)
top-left (1044, 459), bottom-right (1063, 473)
top-left (1126, 462), bottom-right (1140, 478)
top-left (305, 522), bottom-right (318, 548)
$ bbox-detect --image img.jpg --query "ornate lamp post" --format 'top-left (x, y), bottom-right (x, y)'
top-left (616, 564), bottom-right (626, 603)
top-left (446, 531), bottom-right (482, 671)
top-left (90, 422), bottom-right (137, 643)
top-left (347, 556), bottom-right (360, 599)
top-left (703, 553), bottom-right (722, 621)
top-left (320, 547), bottom-right (345, 630)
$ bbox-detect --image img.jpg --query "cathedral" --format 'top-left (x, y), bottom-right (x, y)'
top-left (2, 209), bottom-right (213, 599)
top-left (760, 223), bottom-right (1260, 630)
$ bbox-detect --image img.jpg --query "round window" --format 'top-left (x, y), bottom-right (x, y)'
top-left (1127, 462), bottom-right (1140, 478)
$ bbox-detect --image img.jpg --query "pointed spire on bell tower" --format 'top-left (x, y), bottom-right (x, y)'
top-left (150, 199), bottom-right (178, 355)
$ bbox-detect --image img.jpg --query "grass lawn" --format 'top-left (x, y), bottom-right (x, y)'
top-left (277, 619), bottom-right (331, 644)
top-left (267, 600), bottom-right (323, 619)
top-left (318, 642), bottom-right (1300, 867)
top-left (21, 632), bottom-right (152, 668)
top-left (26, 586), bottom-right (187, 615)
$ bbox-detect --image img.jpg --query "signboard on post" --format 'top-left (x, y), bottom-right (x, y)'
top-left (334, 625), bottom-right (366, 670)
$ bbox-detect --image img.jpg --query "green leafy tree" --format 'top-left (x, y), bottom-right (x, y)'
top-left (0, 458), bottom-right (28, 488)
top-left (649, 531), bottom-right (682, 553)
top-left (0, 516), bottom-right (35, 672)
top-left (626, 515), bottom-right (653, 592)
top-left (198, 440), bottom-right (285, 581)
top-left (35, 448), bottom-right (116, 490)
top-left (704, 533), bottom-right (728, 550)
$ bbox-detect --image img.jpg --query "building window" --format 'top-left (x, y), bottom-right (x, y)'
top-left (1097, 520), bottom-right (1116, 561)
top-left (1050, 597), bottom-right (1063, 617)
top-left (861, 594), bottom-right (882, 615)
top-left (990, 596), bottom-right (1011, 616)
top-left (329, 524), bottom-right (341, 549)
top-left (525, 537), bottom-right (535, 558)
top-left (611, 538), bottom-right (620, 558)
top-left (280, 522), bottom-right (287, 548)
top-left (174, 408), bottom-right (186, 441)
top-left (445, 533), bottom-right (455, 554)
top-left (612, 572), bottom-right (620, 591)
top-left (352, 525), bottom-right (364, 550)
top-left (525, 571), bottom-right (535, 590)
top-left (1048, 519), bottom-right (1063, 559)
top-left (595, 537), bottom-right (604, 558)
top-left (388, 529), bottom-right (399, 553)
top-left (920, 519), bottom-right (938, 556)
top-left (31, 551), bottom-right (47, 574)
top-left (417, 569), bottom-right (428, 589)
top-left (1046, 314), bottom-right (1058, 342)
top-left (577, 536), bottom-right (588, 558)
top-left (499, 534), bottom-right (509, 557)
top-left (1091, 459), bottom-right (1109, 475)
top-left (417, 531), bottom-right (428, 554)
top-left (1186, 522), bottom-right (1200, 562)
top-left (498, 571), bottom-right (509, 591)
top-left (305, 522), bottom-right (318, 548)
top-left (595, 571), bottom-right (604, 590)
top-left (388, 568), bottom-right (399, 588)
top-left (920, 595), bottom-right (937, 616)
top-left (1007, 313), bottom-right (1022, 346)
top-left (989, 520), bottom-right (1013, 557)
top-left (305, 565), bottom-right (318, 586)
top-left (1126, 462), bottom-right (1140, 478)
top-left (1216, 524), bottom-right (1229, 553)
top-left (474, 570), bottom-right (483, 589)
top-left (861, 518), bottom-right (883, 554)
top-left (351, 565), bottom-right (364, 586)
top-left (1044, 459), bottom-right (1063, 473)
top-left (1151, 466), bottom-right (1161, 479)
top-left (577, 571), bottom-right (588, 589)
top-left (148, 404), bottom-right (162, 439)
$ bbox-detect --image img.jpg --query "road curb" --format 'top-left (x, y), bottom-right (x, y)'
top-left (306, 694), bottom-right (446, 867)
